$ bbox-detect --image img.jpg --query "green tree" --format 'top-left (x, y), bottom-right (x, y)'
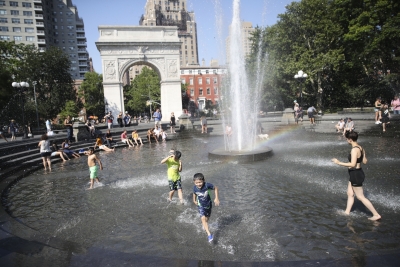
top-left (0, 42), bottom-right (76, 125)
top-left (78, 72), bottom-right (104, 117)
top-left (58, 100), bottom-right (81, 121)
top-left (124, 66), bottom-right (160, 115)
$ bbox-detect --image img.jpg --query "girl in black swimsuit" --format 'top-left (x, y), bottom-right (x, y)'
top-left (332, 131), bottom-right (381, 221)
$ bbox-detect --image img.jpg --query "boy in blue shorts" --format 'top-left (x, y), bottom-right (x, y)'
top-left (161, 150), bottom-right (183, 203)
top-left (192, 173), bottom-right (220, 242)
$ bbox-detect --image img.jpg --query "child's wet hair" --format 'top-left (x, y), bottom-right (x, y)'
top-left (88, 147), bottom-right (94, 153)
top-left (193, 173), bottom-right (205, 181)
top-left (174, 150), bottom-right (181, 159)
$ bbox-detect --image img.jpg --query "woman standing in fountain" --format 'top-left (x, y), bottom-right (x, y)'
top-left (332, 131), bottom-right (381, 221)
top-left (38, 134), bottom-right (52, 171)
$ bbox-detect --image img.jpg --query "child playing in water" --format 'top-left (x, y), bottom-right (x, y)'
top-left (85, 147), bottom-right (103, 189)
top-left (192, 173), bottom-right (220, 242)
top-left (161, 150), bottom-right (183, 203)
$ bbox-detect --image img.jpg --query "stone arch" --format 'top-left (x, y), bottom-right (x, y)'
top-left (96, 26), bottom-right (182, 123)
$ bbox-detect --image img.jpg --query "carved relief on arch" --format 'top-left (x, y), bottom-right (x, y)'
top-left (148, 58), bottom-right (166, 76)
top-left (119, 58), bottom-right (139, 74)
top-left (167, 59), bottom-right (178, 78)
top-left (105, 60), bottom-right (116, 80)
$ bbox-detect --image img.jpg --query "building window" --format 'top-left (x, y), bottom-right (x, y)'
top-left (0, 35), bottom-right (9, 40)
top-left (190, 89), bottom-right (194, 96)
top-left (189, 78), bottom-right (193, 85)
top-left (206, 78), bottom-right (210, 85)
top-left (213, 70), bottom-right (217, 74)
top-left (0, 18), bottom-right (7, 23)
top-left (181, 79), bottom-right (185, 84)
top-left (22, 2), bottom-right (32, 7)
top-left (198, 78), bottom-right (202, 85)
top-left (207, 88), bottom-right (210, 95)
top-left (214, 87), bottom-right (218, 95)
top-left (26, 36), bottom-right (34, 41)
top-left (198, 70), bottom-right (201, 74)
top-left (12, 27), bottom-right (20, 32)
top-left (180, 70), bottom-right (184, 74)
top-left (206, 70), bottom-right (209, 74)
top-left (0, 26), bottom-right (7, 31)
top-left (25, 27), bottom-right (34, 32)
top-left (13, 36), bottom-right (22, 41)
top-left (23, 11), bottom-right (32, 16)
top-left (0, 10), bottom-right (6, 15)
top-left (213, 77), bottom-right (217, 84)
top-left (24, 19), bottom-right (33, 24)
top-left (189, 70), bottom-right (192, 74)
top-left (0, 1), bottom-right (5, 6)
top-left (199, 88), bottom-right (203, 95)
top-left (10, 10), bottom-right (19, 15)
top-left (9, 1), bottom-right (18, 7)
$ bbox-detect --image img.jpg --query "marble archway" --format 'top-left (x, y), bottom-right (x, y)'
top-left (96, 26), bottom-right (182, 123)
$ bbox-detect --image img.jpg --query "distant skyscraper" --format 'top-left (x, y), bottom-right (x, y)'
top-left (226, 21), bottom-right (255, 64)
top-left (0, 0), bottom-right (91, 79)
top-left (140, 0), bottom-right (199, 67)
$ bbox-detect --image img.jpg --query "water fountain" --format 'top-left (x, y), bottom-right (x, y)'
top-left (209, 0), bottom-right (272, 161)
top-left (1, 1), bottom-right (400, 266)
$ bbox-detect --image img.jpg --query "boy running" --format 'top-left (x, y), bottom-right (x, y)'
top-left (85, 148), bottom-right (103, 189)
top-left (161, 150), bottom-right (183, 203)
top-left (192, 173), bottom-right (220, 242)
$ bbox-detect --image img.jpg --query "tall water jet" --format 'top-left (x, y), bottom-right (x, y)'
top-left (210, 0), bottom-right (272, 161)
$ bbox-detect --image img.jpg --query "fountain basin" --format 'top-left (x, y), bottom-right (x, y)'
top-left (209, 145), bottom-right (273, 162)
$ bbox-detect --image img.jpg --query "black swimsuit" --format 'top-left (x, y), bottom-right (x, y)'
top-left (347, 146), bottom-right (365, 187)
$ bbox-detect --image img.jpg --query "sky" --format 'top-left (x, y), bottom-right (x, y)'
top-left (74, 0), bottom-right (298, 74)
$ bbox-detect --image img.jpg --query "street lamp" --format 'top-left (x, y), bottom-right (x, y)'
top-left (294, 70), bottom-right (308, 107)
top-left (12, 80), bottom-right (29, 138)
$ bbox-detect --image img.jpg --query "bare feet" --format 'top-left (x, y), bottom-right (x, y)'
top-left (368, 215), bottom-right (381, 221)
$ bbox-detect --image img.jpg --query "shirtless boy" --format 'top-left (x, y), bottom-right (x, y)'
top-left (85, 148), bottom-right (103, 189)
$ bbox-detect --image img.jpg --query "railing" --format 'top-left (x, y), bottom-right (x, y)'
top-left (36, 30), bottom-right (44, 34)
top-left (35, 14), bottom-right (43, 18)
top-left (37, 39), bottom-right (45, 43)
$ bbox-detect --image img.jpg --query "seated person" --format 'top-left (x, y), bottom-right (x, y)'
top-left (147, 128), bottom-right (158, 143)
top-left (85, 120), bottom-right (95, 136)
top-left (343, 118), bottom-right (354, 136)
top-left (50, 141), bottom-right (69, 161)
top-left (335, 118), bottom-right (345, 133)
top-left (161, 129), bottom-right (167, 142)
top-left (121, 130), bottom-right (134, 147)
top-left (153, 126), bottom-right (161, 139)
top-left (94, 135), bottom-right (115, 152)
top-left (131, 129), bottom-right (143, 145)
top-left (61, 139), bottom-right (81, 158)
top-left (105, 129), bottom-right (115, 147)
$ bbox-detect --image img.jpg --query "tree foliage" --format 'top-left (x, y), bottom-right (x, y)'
top-left (248, 0), bottom-right (400, 112)
top-left (124, 66), bottom-right (161, 115)
top-left (78, 72), bottom-right (104, 117)
top-left (0, 41), bottom-right (76, 126)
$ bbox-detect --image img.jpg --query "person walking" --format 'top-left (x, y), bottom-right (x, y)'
top-left (374, 97), bottom-right (382, 124)
top-left (161, 150), bottom-right (183, 204)
top-left (307, 106), bottom-right (317, 125)
top-left (192, 173), bottom-right (220, 242)
top-left (390, 95), bottom-right (400, 115)
top-left (332, 131), bottom-right (381, 221)
top-left (85, 147), bottom-right (103, 190)
top-left (170, 112), bottom-right (176, 133)
top-left (117, 112), bottom-right (123, 127)
top-left (64, 115), bottom-right (73, 142)
top-left (104, 111), bottom-right (114, 129)
top-left (379, 104), bottom-right (390, 133)
top-left (9, 119), bottom-right (17, 141)
top-left (153, 109), bottom-right (162, 127)
top-left (38, 134), bottom-right (52, 171)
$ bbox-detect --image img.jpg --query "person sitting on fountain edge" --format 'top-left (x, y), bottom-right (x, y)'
top-left (192, 173), bottom-right (220, 243)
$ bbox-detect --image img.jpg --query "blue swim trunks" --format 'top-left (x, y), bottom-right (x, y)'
top-left (198, 204), bottom-right (212, 218)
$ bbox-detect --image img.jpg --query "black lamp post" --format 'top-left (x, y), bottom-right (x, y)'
top-left (294, 70), bottom-right (308, 108)
top-left (12, 81), bottom-right (29, 139)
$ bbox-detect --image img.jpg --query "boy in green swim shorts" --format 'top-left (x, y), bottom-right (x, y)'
top-left (86, 148), bottom-right (103, 189)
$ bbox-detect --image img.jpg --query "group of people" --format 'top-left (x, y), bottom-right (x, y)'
top-left (335, 117), bottom-right (354, 135)
top-left (38, 134), bottom-right (81, 171)
top-left (374, 96), bottom-right (397, 132)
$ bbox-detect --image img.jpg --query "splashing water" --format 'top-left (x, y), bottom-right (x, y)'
top-left (222, 0), bottom-right (267, 151)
